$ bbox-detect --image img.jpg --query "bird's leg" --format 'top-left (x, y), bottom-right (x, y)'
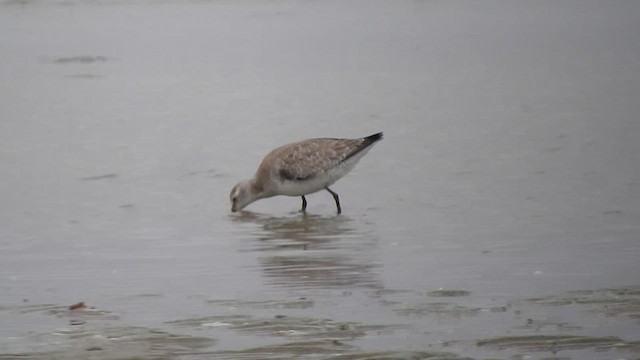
top-left (325, 187), bottom-right (341, 214)
top-left (301, 195), bottom-right (307, 212)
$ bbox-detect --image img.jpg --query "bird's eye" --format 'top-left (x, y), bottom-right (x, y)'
top-left (232, 197), bottom-right (237, 204)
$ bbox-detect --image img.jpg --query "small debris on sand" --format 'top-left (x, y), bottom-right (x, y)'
top-left (69, 302), bottom-right (87, 311)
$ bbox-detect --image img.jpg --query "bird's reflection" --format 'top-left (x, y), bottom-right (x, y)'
top-left (230, 211), bottom-right (381, 289)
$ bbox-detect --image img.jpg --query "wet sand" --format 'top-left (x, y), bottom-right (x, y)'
top-left (1, 0), bottom-right (639, 359)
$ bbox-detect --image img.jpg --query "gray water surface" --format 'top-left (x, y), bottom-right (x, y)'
top-left (1, 1), bottom-right (639, 359)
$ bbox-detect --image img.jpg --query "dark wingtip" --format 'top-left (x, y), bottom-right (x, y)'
top-left (359, 132), bottom-right (383, 150)
top-left (342, 131), bottom-right (384, 162)
top-left (365, 132), bottom-right (383, 142)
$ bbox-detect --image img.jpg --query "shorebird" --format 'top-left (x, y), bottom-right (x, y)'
top-left (230, 132), bottom-right (383, 214)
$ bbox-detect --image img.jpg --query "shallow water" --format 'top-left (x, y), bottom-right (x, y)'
top-left (1, 0), bottom-right (639, 359)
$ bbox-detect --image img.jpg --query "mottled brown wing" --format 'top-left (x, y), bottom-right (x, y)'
top-left (267, 138), bottom-right (364, 181)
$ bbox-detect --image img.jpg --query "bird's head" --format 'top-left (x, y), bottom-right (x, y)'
top-left (230, 180), bottom-right (260, 212)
